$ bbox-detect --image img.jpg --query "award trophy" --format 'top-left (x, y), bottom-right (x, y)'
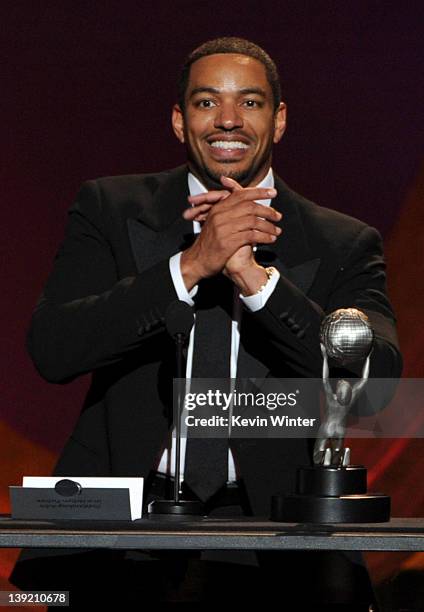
top-left (271, 308), bottom-right (390, 523)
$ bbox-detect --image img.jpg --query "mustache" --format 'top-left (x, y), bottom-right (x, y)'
top-left (206, 132), bottom-right (252, 144)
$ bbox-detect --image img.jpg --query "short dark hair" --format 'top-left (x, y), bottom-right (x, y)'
top-left (178, 37), bottom-right (281, 111)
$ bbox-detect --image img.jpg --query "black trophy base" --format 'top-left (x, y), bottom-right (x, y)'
top-left (147, 499), bottom-right (205, 520)
top-left (271, 492), bottom-right (390, 523)
top-left (296, 465), bottom-right (367, 496)
top-left (271, 465), bottom-right (390, 523)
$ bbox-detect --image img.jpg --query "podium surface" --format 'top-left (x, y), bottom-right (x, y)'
top-left (0, 515), bottom-right (423, 551)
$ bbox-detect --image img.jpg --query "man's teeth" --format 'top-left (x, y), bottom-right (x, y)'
top-left (210, 141), bottom-right (249, 149)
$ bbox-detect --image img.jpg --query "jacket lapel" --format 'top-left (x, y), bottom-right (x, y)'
top-left (255, 174), bottom-right (321, 295)
top-left (127, 166), bottom-right (194, 274)
top-left (237, 174), bottom-right (322, 380)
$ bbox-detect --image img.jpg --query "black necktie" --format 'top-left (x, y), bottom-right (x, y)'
top-left (184, 274), bottom-right (232, 502)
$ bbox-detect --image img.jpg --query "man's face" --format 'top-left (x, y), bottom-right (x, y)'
top-left (172, 53), bottom-right (286, 188)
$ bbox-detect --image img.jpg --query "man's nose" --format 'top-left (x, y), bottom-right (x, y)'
top-left (214, 102), bottom-right (243, 130)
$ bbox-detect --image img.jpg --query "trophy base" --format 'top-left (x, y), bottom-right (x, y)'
top-left (271, 464), bottom-right (390, 523)
top-left (297, 465), bottom-right (367, 496)
top-left (147, 499), bottom-right (205, 520)
top-left (271, 492), bottom-right (390, 523)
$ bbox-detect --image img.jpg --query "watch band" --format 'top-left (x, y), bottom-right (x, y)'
top-left (255, 266), bottom-right (277, 294)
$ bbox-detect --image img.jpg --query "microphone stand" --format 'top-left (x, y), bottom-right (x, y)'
top-left (148, 303), bottom-right (204, 519)
top-left (174, 331), bottom-right (185, 505)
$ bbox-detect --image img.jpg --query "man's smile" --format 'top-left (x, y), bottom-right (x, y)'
top-left (206, 134), bottom-right (252, 161)
top-left (210, 141), bottom-right (249, 149)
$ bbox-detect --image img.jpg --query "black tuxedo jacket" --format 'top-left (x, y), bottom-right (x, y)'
top-left (27, 164), bottom-right (401, 516)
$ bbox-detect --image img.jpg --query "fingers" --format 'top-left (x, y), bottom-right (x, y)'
top-left (191, 212), bottom-right (209, 223)
top-left (231, 186), bottom-right (277, 203)
top-left (227, 201), bottom-right (282, 223)
top-left (233, 216), bottom-right (282, 237)
top-left (187, 199), bottom-right (282, 224)
top-left (220, 175), bottom-right (243, 191)
top-left (233, 229), bottom-right (279, 247)
top-left (187, 190), bottom-right (231, 205)
top-left (185, 195), bottom-right (282, 225)
top-left (183, 203), bottom-right (212, 221)
top-left (188, 186), bottom-right (277, 207)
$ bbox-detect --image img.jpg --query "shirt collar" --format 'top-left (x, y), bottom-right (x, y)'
top-left (188, 167), bottom-right (274, 204)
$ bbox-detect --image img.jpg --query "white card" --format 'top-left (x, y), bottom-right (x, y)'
top-left (22, 476), bottom-right (144, 520)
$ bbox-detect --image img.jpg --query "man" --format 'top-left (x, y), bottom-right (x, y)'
top-left (11, 38), bottom-right (401, 608)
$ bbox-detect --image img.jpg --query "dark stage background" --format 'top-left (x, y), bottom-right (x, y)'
top-left (1, 0), bottom-right (423, 603)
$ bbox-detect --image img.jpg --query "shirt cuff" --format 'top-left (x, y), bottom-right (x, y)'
top-left (169, 252), bottom-right (198, 306)
top-left (240, 268), bottom-right (280, 312)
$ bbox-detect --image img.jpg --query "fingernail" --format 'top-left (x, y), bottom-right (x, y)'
top-left (276, 227), bottom-right (282, 234)
top-left (268, 189), bottom-right (277, 196)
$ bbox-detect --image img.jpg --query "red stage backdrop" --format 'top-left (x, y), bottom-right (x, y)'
top-left (1, 2), bottom-right (422, 605)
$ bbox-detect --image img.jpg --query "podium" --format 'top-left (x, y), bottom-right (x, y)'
top-left (0, 516), bottom-right (423, 551)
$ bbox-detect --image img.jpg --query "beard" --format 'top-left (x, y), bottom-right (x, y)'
top-left (191, 156), bottom-right (268, 190)
top-left (202, 163), bottom-right (253, 188)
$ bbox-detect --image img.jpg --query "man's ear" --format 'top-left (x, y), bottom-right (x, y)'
top-left (172, 104), bottom-right (185, 143)
top-left (273, 102), bottom-right (287, 144)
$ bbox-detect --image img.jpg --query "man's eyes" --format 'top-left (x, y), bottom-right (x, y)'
top-left (242, 99), bottom-right (263, 108)
top-left (194, 99), bottom-right (263, 109)
top-left (196, 99), bottom-right (217, 108)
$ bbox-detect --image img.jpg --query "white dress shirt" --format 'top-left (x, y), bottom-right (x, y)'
top-left (157, 168), bottom-right (280, 482)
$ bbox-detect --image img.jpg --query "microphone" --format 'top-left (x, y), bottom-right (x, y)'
top-left (165, 300), bottom-right (195, 341)
top-left (165, 301), bottom-right (194, 385)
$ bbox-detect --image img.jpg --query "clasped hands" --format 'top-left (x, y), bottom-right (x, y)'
top-left (180, 176), bottom-right (283, 296)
